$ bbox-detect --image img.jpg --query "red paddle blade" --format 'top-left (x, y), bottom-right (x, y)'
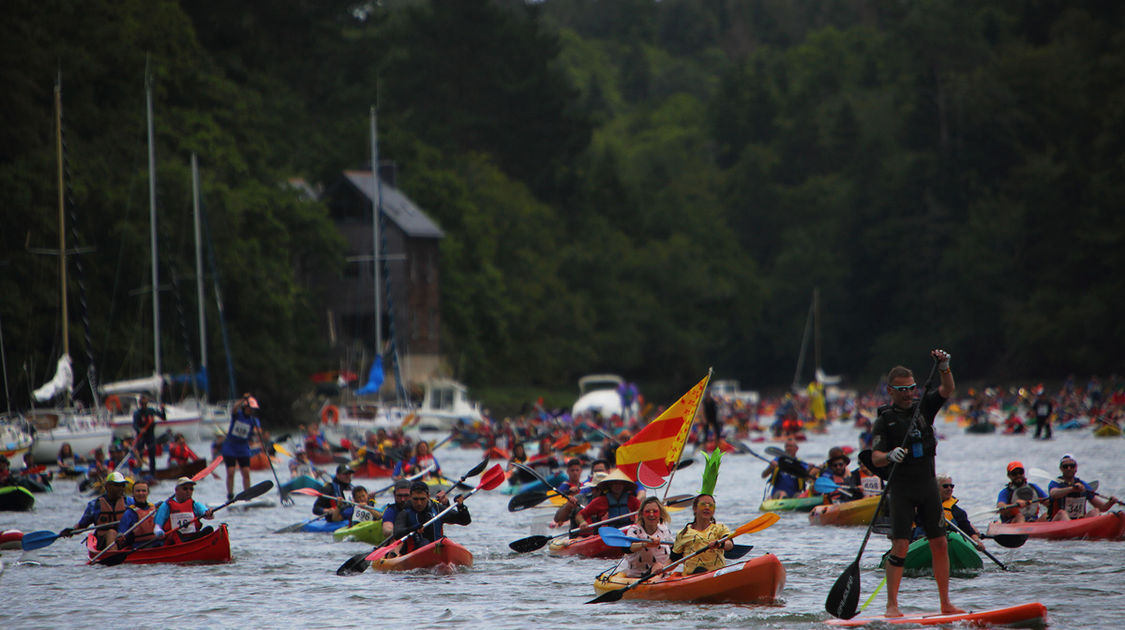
top-left (479, 464), bottom-right (507, 490)
top-left (290, 488), bottom-right (321, 497)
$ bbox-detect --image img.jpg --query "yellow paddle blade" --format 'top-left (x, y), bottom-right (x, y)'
top-left (399, 412), bottom-right (417, 428)
top-left (273, 443), bottom-right (292, 458)
top-left (732, 512), bottom-right (781, 537)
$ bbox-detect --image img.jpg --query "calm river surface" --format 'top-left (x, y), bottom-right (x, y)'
top-left (3, 419), bottom-right (1123, 629)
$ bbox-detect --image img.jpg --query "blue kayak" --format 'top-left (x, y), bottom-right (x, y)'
top-left (502, 472), bottom-right (567, 496)
top-left (301, 519), bottom-right (348, 533)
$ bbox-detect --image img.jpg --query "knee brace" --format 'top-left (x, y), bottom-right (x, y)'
top-left (887, 554), bottom-right (906, 567)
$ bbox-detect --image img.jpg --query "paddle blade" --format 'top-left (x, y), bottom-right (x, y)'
top-left (507, 490), bottom-right (549, 512)
top-left (235, 480), bottom-right (275, 503)
top-left (665, 493), bottom-right (696, 507)
top-left (586, 587), bottom-right (627, 604)
top-left (814, 476), bottom-right (839, 494)
top-left (273, 517), bottom-right (317, 534)
top-left (733, 512), bottom-right (780, 537)
top-left (336, 552), bottom-right (370, 576)
top-left (825, 560), bottom-right (862, 619)
top-left (597, 526), bottom-right (637, 548)
top-left (465, 457), bottom-right (490, 479)
top-left (290, 487), bottom-right (321, 497)
top-left (508, 534), bottom-right (551, 553)
top-left (989, 533), bottom-right (1029, 549)
top-left (20, 530), bottom-right (59, 551)
top-left (478, 464), bottom-right (507, 491)
top-left (724, 543), bottom-right (754, 560)
top-left (191, 456), bottom-right (224, 481)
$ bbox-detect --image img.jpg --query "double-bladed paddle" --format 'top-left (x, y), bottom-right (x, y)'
top-left (21, 521), bottom-right (122, 552)
top-left (290, 487), bottom-right (383, 518)
top-left (585, 513), bottom-right (780, 603)
top-left (335, 458), bottom-right (493, 576)
top-left (90, 479), bottom-right (274, 566)
top-left (942, 518), bottom-right (1010, 570)
top-left (507, 494), bottom-right (697, 553)
top-left (596, 526), bottom-right (754, 560)
top-left (257, 428), bottom-right (294, 506)
top-left (813, 476), bottom-right (877, 497)
top-left (825, 358), bottom-right (938, 620)
top-left (275, 466), bottom-right (437, 534)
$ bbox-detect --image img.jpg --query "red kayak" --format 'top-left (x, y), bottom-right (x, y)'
top-left (986, 511), bottom-right (1125, 541)
top-left (826, 602), bottom-right (1047, 627)
top-left (353, 460), bottom-right (394, 478)
top-left (86, 524), bottom-right (232, 565)
top-left (368, 537), bottom-right (473, 574)
top-left (548, 534), bottom-right (623, 559)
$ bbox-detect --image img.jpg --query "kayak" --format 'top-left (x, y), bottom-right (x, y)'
top-left (0, 486), bottom-right (35, 511)
top-left (1, 529), bottom-right (23, 550)
top-left (593, 553), bottom-right (786, 604)
top-left (809, 496), bottom-right (881, 527)
top-left (368, 537), bottom-right (472, 573)
top-left (986, 511), bottom-right (1125, 541)
top-left (1093, 424), bottom-right (1122, 437)
top-left (825, 602), bottom-right (1047, 627)
top-left (760, 495), bottom-right (823, 512)
top-left (548, 534), bottom-right (623, 559)
top-left (333, 520), bottom-right (385, 545)
top-left (86, 523), bottom-right (232, 565)
top-left (353, 460), bottom-right (394, 478)
top-left (279, 474), bottom-right (321, 494)
top-left (301, 518), bottom-right (349, 533)
top-left (878, 531), bottom-right (982, 577)
top-left (503, 472), bottom-right (567, 496)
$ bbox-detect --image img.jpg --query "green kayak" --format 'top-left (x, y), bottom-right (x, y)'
top-left (332, 520), bottom-right (385, 545)
top-left (759, 495), bottom-right (823, 512)
top-left (0, 486), bottom-right (35, 511)
top-left (878, 530), bottom-right (983, 577)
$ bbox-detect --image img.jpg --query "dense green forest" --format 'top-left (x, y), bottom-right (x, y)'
top-left (2, 0), bottom-right (1122, 419)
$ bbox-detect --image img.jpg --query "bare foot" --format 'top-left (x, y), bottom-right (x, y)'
top-left (941, 604), bottom-right (965, 614)
top-left (885, 606), bottom-right (903, 618)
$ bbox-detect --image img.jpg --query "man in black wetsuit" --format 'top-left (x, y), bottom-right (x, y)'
top-left (871, 349), bottom-right (962, 618)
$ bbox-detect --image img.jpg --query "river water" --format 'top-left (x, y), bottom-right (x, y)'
top-left (2, 418), bottom-right (1123, 629)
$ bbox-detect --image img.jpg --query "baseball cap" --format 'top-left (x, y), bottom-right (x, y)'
top-left (175, 476), bottom-right (196, 487)
top-left (106, 471), bottom-right (128, 485)
top-left (1006, 461), bottom-right (1024, 473)
top-left (336, 464), bottom-right (354, 476)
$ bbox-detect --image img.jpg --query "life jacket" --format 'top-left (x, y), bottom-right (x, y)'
top-left (942, 497), bottom-right (958, 524)
top-left (606, 490), bottom-right (633, 519)
top-left (168, 443), bottom-right (194, 465)
top-left (875, 403), bottom-right (938, 462)
top-left (403, 501), bottom-right (443, 547)
top-left (1049, 478), bottom-right (1089, 519)
top-left (128, 502), bottom-right (158, 546)
top-left (767, 465), bottom-right (807, 496)
top-left (95, 495), bottom-right (128, 547)
top-left (164, 495), bottom-right (199, 535)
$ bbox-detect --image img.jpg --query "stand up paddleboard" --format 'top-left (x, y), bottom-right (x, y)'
top-left (826, 602), bottom-right (1047, 627)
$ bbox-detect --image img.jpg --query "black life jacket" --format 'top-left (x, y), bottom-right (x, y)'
top-left (875, 402), bottom-right (937, 461)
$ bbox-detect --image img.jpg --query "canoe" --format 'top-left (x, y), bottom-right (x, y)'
top-left (1093, 424), bottom-right (1122, 437)
top-left (986, 511), bottom-right (1125, 541)
top-left (279, 474), bottom-right (321, 494)
top-left (548, 534), bottom-right (623, 559)
top-left (878, 531), bottom-right (982, 577)
top-left (154, 459), bottom-right (206, 480)
top-left (368, 537), bottom-right (472, 573)
top-left (333, 520), bottom-right (385, 545)
top-left (301, 518), bottom-right (349, 533)
top-left (0, 486), bottom-right (35, 511)
top-left (760, 495), bottom-right (824, 512)
top-left (1, 529), bottom-right (23, 550)
top-left (809, 496), bottom-right (881, 526)
top-left (86, 523), bottom-right (232, 565)
top-left (825, 602), bottom-right (1048, 627)
top-left (592, 553), bottom-right (785, 604)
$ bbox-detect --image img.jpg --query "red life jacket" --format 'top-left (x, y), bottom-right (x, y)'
top-left (164, 495), bottom-right (199, 535)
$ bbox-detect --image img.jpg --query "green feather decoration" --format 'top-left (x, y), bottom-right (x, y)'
top-left (699, 448), bottom-right (723, 495)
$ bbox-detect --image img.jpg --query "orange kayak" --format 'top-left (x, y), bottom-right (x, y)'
top-left (592, 554), bottom-right (785, 604)
top-left (548, 534), bottom-right (623, 559)
top-left (368, 537), bottom-right (473, 573)
top-left (986, 511), bottom-right (1125, 541)
top-left (87, 524), bottom-right (232, 565)
top-left (809, 496), bottom-right (880, 527)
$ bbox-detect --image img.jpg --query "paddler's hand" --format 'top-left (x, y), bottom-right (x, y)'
top-left (435, 490), bottom-right (447, 503)
top-left (454, 493), bottom-right (465, 507)
top-left (203, 508), bottom-right (215, 520)
top-left (59, 527), bottom-right (74, 538)
top-left (887, 447), bottom-right (907, 463)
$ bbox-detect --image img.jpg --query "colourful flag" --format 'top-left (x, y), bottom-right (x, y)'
top-left (615, 371), bottom-right (711, 487)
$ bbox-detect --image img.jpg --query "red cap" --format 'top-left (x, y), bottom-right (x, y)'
top-left (1007, 461), bottom-right (1024, 473)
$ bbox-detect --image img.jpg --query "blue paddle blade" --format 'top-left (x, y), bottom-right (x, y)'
top-left (20, 530), bottom-right (60, 551)
top-left (597, 526), bottom-right (644, 548)
top-left (814, 476), bottom-right (838, 494)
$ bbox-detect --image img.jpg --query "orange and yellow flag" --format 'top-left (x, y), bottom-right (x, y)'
top-left (615, 371), bottom-right (712, 487)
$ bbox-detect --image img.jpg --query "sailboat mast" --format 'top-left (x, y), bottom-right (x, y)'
top-left (370, 106), bottom-right (383, 360)
top-left (192, 153), bottom-right (207, 399)
top-left (813, 287), bottom-right (821, 378)
top-left (145, 58), bottom-right (162, 401)
top-left (55, 78), bottom-right (69, 362)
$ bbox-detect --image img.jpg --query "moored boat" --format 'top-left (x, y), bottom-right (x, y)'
top-left (986, 511), bottom-right (1125, 541)
top-left (86, 523), bottom-right (232, 565)
top-left (809, 496), bottom-right (881, 526)
top-left (592, 553), bottom-right (786, 604)
top-left (826, 602), bottom-right (1048, 627)
top-left (760, 495), bottom-right (823, 512)
top-left (368, 537), bottom-right (472, 573)
top-left (878, 531), bottom-right (982, 576)
top-left (0, 486), bottom-right (35, 511)
top-left (332, 520), bottom-right (385, 545)
top-left (548, 534), bottom-right (623, 559)
top-left (154, 459), bottom-right (206, 480)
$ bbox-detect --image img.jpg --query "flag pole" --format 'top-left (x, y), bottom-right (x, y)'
top-left (661, 368), bottom-right (712, 501)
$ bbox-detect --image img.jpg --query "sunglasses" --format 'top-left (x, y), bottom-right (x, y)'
top-left (1008, 469), bottom-right (1024, 476)
top-left (1061, 463), bottom-right (1076, 469)
top-left (941, 484), bottom-right (955, 489)
top-left (890, 384), bottom-right (917, 392)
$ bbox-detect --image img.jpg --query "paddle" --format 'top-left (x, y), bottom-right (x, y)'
top-left (273, 466), bottom-right (435, 533)
top-left (764, 446), bottom-right (818, 478)
top-left (196, 454), bottom-right (224, 480)
top-left (114, 415), bottom-right (157, 474)
top-left (91, 480), bottom-right (273, 565)
top-left (511, 461), bottom-right (581, 509)
top-left (258, 428), bottom-right (293, 506)
top-left (943, 518), bottom-right (1009, 571)
top-left (336, 463), bottom-right (504, 576)
top-left (367, 464), bottom-right (437, 498)
top-left (969, 496), bottom-right (1051, 521)
top-left (825, 358), bottom-right (938, 620)
top-left (21, 521), bottom-right (122, 552)
top-left (596, 526), bottom-right (753, 560)
top-left (813, 476), bottom-right (872, 496)
top-left (429, 432), bottom-right (455, 451)
top-left (290, 487), bottom-right (383, 518)
top-left (508, 490), bottom-right (551, 512)
top-left (585, 513), bottom-right (781, 603)
top-left (507, 494), bottom-right (697, 553)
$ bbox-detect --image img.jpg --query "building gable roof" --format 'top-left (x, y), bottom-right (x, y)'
top-left (343, 170), bottom-right (444, 239)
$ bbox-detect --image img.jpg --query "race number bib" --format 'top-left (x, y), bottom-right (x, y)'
top-left (353, 506), bottom-right (376, 522)
top-left (169, 511), bottom-right (198, 534)
top-left (231, 419), bottom-right (252, 439)
top-left (1063, 495), bottom-right (1087, 519)
top-left (1037, 404), bottom-right (1050, 416)
top-left (861, 476), bottom-right (882, 497)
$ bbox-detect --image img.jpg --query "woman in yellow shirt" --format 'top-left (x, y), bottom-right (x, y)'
top-left (672, 494), bottom-right (732, 574)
